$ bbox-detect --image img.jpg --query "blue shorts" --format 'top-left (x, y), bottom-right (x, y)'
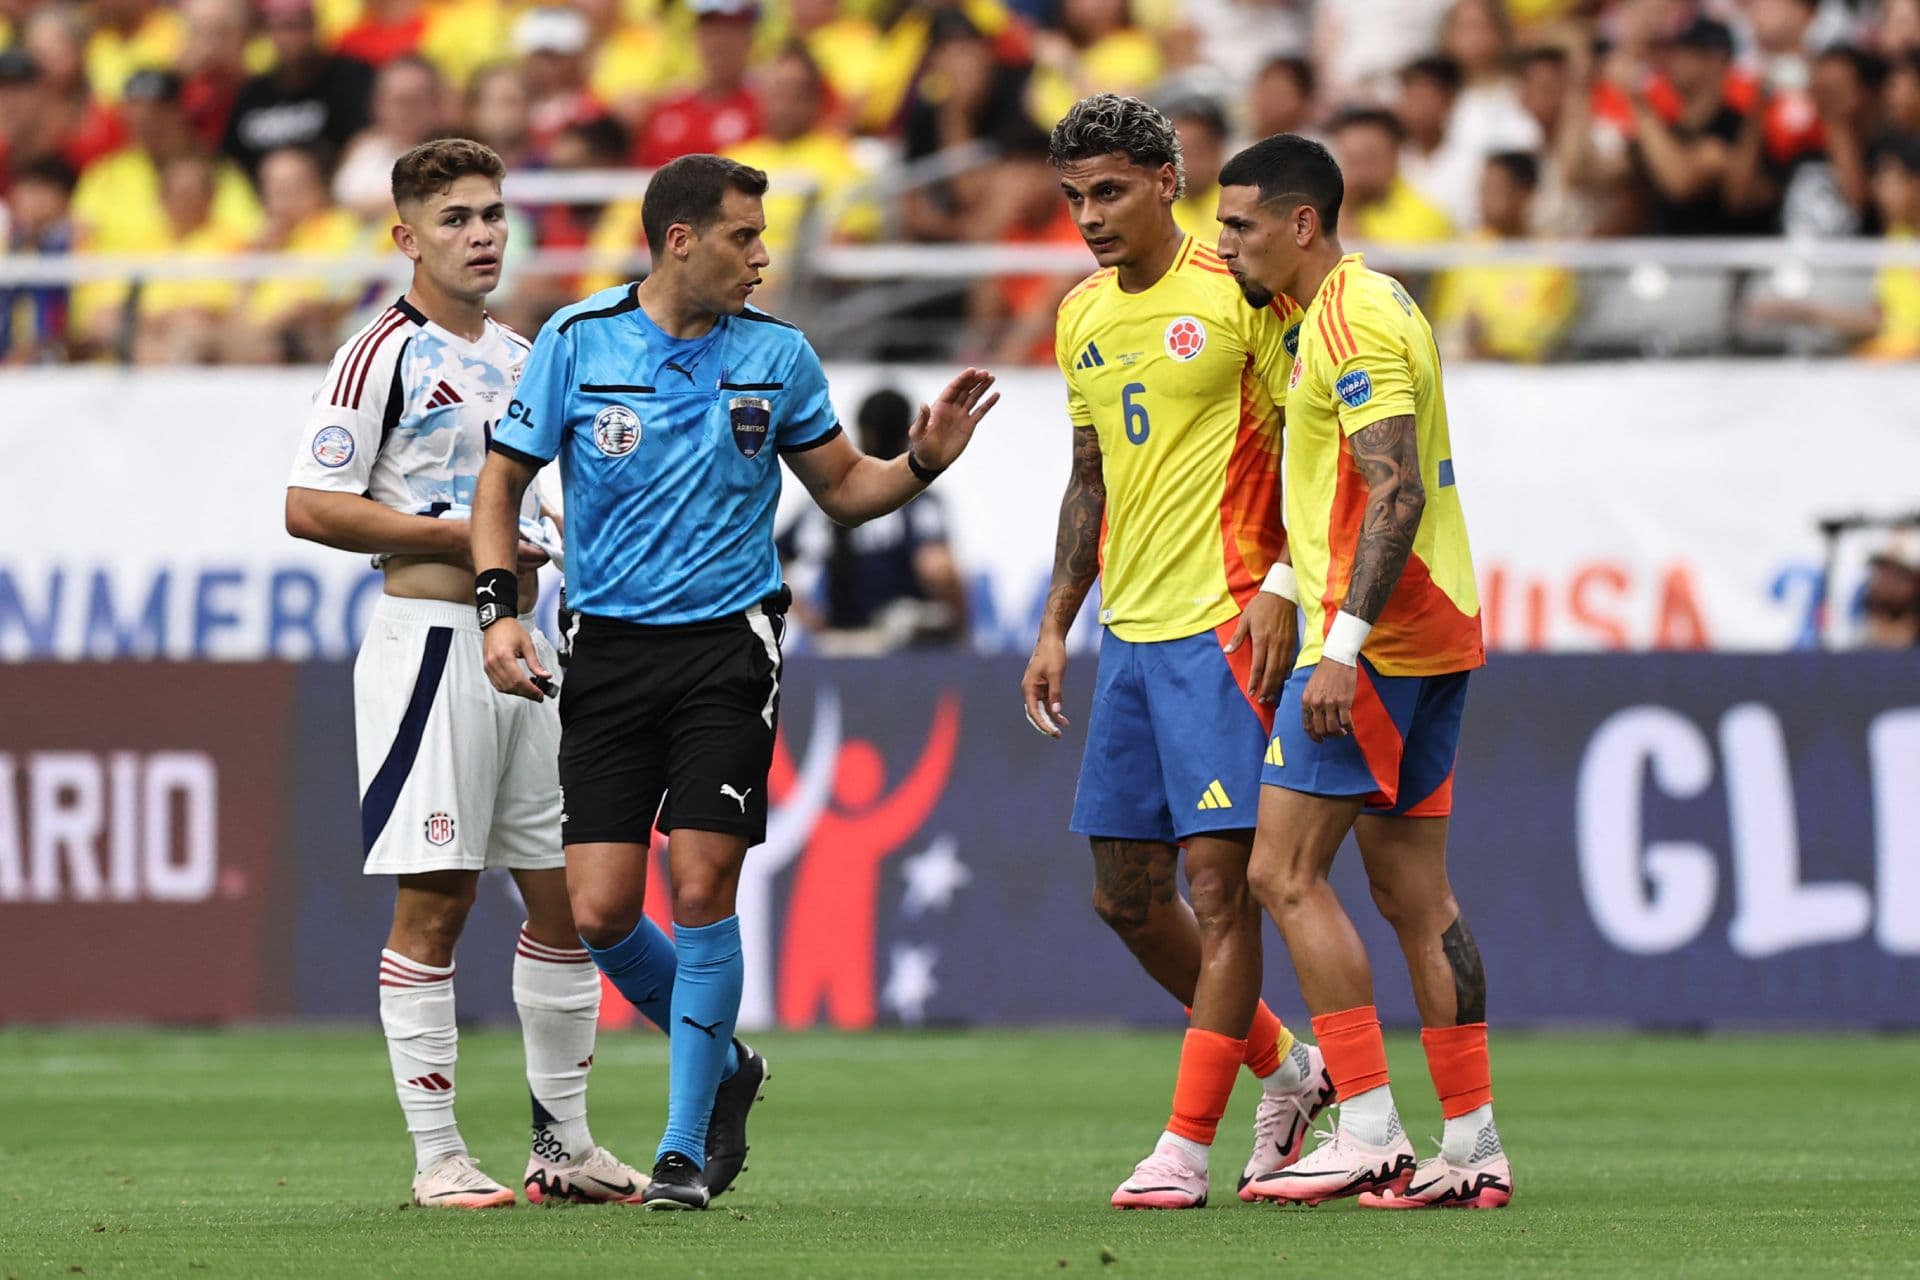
top-left (1262, 658), bottom-right (1470, 818)
top-left (1069, 623), bottom-right (1274, 843)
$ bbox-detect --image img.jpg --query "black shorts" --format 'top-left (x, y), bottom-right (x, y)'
top-left (557, 600), bottom-right (786, 846)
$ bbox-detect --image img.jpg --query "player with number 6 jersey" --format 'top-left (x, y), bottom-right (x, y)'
top-left (1020, 95), bottom-right (1333, 1212)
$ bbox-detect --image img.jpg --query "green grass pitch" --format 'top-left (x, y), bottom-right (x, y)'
top-left (3, 1028), bottom-right (1917, 1277)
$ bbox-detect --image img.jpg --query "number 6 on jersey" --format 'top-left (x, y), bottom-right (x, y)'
top-left (1122, 382), bottom-right (1150, 444)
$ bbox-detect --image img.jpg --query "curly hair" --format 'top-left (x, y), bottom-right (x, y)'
top-left (391, 137), bottom-right (506, 209)
top-left (1048, 93), bottom-right (1186, 197)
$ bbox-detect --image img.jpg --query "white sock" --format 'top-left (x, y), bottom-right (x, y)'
top-left (1263, 1039), bottom-right (1313, 1093)
top-left (1335, 1084), bottom-right (1400, 1147)
top-left (378, 949), bottom-right (466, 1173)
top-left (1440, 1103), bottom-right (1501, 1165)
top-left (513, 926), bottom-right (600, 1165)
top-left (1156, 1131), bottom-right (1209, 1169)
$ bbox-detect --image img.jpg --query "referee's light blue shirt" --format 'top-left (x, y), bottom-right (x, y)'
top-left (491, 286), bottom-right (843, 625)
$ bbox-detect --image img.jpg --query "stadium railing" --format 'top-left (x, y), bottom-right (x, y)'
top-left (7, 162), bottom-right (1920, 361)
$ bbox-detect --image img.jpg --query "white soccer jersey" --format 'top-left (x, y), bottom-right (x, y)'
top-left (288, 296), bottom-right (538, 525)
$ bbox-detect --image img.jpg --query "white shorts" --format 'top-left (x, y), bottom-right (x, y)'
top-left (356, 596), bottom-right (566, 875)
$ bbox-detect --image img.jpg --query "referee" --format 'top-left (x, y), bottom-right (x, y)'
top-left (471, 153), bottom-right (998, 1209)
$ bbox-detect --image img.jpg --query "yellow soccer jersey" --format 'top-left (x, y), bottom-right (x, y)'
top-left (1286, 253), bottom-right (1484, 677)
top-left (1055, 235), bottom-right (1304, 643)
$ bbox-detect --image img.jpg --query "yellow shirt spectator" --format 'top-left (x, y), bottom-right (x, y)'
top-left (591, 20), bottom-right (697, 110)
top-left (140, 221), bottom-right (250, 316)
top-left (859, 0), bottom-right (1011, 133)
top-left (86, 7), bottom-right (187, 104)
top-left (1029, 29), bottom-right (1162, 131)
top-left (1173, 181), bottom-right (1221, 247)
top-left (727, 131), bottom-right (880, 269)
top-left (1430, 237), bottom-right (1577, 363)
top-left (803, 16), bottom-right (883, 117)
top-left (1862, 266), bottom-right (1920, 358)
top-left (73, 148), bottom-right (264, 251)
top-left (245, 208), bottom-right (369, 323)
top-left (419, 0), bottom-right (509, 90)
top-left (1352, 176), bottom-right (1455, 244)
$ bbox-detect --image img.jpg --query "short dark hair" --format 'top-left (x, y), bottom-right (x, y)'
top-left (1329, 106), bottom-right (1405, 144)
top-left (1400, 55), bottom-right (1462, 94)
top-left (1258, 54), bottom-right (1316, 98)
top-left (15, 154), bottom-right (78, 195)
top-left (1163, 92), bottom-right (1228, 142)
top-left (1485, 150), bottom-right (1539, 190)
top-left (1049, 92), bottom-right (1185, 196)
top-left (1873, 129), bottom-right (1920, 176)
top-left (1219, 133), bottom-right (1345, 233)
top-left (559, 116), bottom-right (630, 166)
top-left (1820, 43), bottom-right (1890, 90)
top-left (391, 136), bottom-right (505, 208)
top-left (640, 153), bottom-right (769, 253)
top-left (1518, 44), bottom-right (1568, 72)
top-left (856, 387), bottom-right (915, 458)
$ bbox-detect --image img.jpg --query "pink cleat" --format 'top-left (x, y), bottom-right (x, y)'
top-left (1238, 1043), bottom-right (1337, 1200)
top-left (411, 1153), bottom-right (516, 1209)
top-left (1110, 1140), bottom-right (1209, 1210)
top-left (1242, 1122), bottom-right (1416, 1207)
top-left (1360, 1152), bottom-right (1514, 1210)
top-left (524, 1145), bottom-right (650, 1205)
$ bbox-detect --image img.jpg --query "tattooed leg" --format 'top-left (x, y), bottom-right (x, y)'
top-left (1354, 815), bottom-right (1482, 1026)
top-left (1089, 838), bottom-right (1202, 1004)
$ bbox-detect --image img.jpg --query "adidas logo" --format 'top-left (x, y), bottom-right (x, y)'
top-left (1074, 341), bottom-right (1107, 369)
top-left (406, 1073), bottom-right (453, 1092)
top-left (427, 380), bottom-right (464, 409)
top-left (1196, 779), bottom-right (1233, 810)
top-left (1266, 737), bottom-right (1285, 767)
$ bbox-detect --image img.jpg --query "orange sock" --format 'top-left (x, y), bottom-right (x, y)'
top-left (1243, 1001), bottom-right (1291, 1078)
top-left (1310, 1005), bottom-right (1391, 1101)
top-left (1166, 1028), bottom-right (1246, 1146)
top-left (1420, 1023), bottom-right (1493, 1118)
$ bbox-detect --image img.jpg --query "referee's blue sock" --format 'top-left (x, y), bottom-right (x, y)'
top-left (657, 915), bottom-right (745, 1168)
top-left (584, 917), bottom-right (740, 1082)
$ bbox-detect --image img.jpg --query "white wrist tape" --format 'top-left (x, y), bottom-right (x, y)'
top-left (1261, 562), bottom-right (1299, 604)
top-left (1323, 611), bottom-right (1372, 666)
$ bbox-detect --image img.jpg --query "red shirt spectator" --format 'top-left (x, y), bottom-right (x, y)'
top-left (336, 0), bottom-right (427, 68)
top-left (632, 0), bottom-right (762, 167)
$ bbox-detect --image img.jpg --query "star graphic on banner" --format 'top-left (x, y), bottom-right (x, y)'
top-left (900, 835), bottom-right (971, 917)
top-left (883, 944), bottom-right (939, 1026)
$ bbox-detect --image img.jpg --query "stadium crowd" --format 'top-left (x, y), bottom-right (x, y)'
top-left (6, 0), bottom-right (1920, 364)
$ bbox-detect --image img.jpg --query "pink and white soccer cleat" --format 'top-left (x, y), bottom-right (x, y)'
top-left (1242, 1121), bottom-right (1417, 1207)
top-left (524, 1145), bottom-right (650, 1205)
top-left (1238, 1043), bottom-right (1337, 1199)
top-left (1359, 1151), bottom-right (1514, 1210)
top-left (1110, 1141), bottom-right (1209, 1210)
top-left (411, 1153), bottom-right (516, 1209)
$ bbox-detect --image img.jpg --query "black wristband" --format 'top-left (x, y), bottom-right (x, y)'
top-left (475, 568), bottom-right (519, 630)
top-left (906, 449), bottom-right (944, 484)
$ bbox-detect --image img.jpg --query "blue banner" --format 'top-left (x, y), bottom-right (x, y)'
top-left (7, 654), bottom-right (1915, 1028)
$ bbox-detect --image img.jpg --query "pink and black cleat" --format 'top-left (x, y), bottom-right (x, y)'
top-left (1111, 1140), bottom-right (1209, 1210)
top-left (1242, 1124), bottom-right (1417, 1207)
top-left (1360, 1152), bottom-right (1514, 1210)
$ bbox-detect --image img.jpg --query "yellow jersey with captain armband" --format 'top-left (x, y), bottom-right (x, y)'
top-left (1054, 236), bottom-right (1306, 643)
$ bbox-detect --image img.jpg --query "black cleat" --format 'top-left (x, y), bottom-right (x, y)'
top-left (704, 1038), bottom-right (770, 1197)
top-left (640, 1152), bottom-right (710, 1211)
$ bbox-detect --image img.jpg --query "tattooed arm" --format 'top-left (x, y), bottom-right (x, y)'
top-left (1342, 414), bottom-right (1427, 624)
top-left (1021, 423), bottom-right (1105, 737)
top-left (1299, 414), bottom-right (1426, 742)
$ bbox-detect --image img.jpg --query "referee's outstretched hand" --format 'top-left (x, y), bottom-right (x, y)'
top-left (482, 616), bottom-right (551, 702)
top-left (908, 367), bottom-right (1000, 470)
